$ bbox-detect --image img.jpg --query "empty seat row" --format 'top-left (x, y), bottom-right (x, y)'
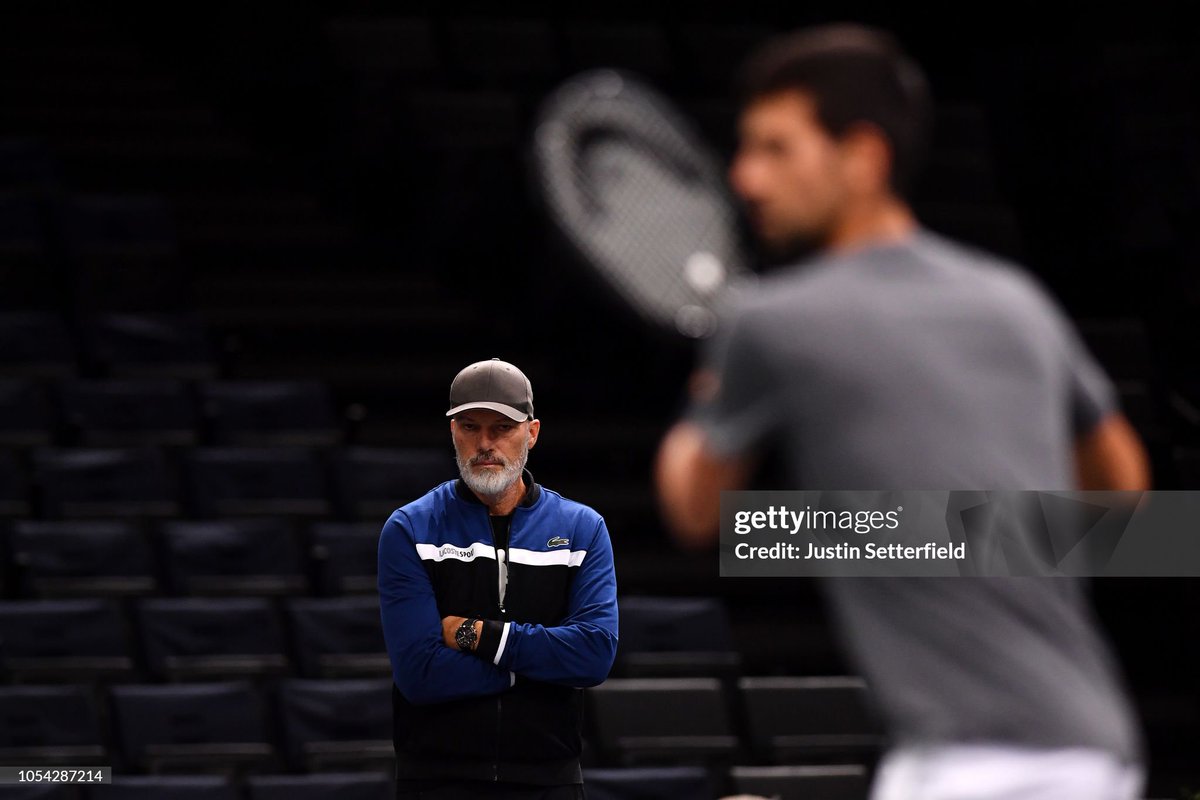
top-left (589, 676), bottom-right (882, 767)
top-left (0, 446), bottom-right (452, 520)
top-left (0, 680), bottom-right (392, 775)
top-left (0, 765), bottom-right (868, 800)
top-left (0, 596), bottom-right (387, 683)
top-left (585, 764), bottom-right (869, 800)
top-left (0, 191), bottom-right (176, 258)
top-left (0, 312), bottom-right (215, 380)
top-left (0, 676), bottom-right (878, 776)
top-left (0, 595), bottom-right (740, 682)
top-left (0, 378), bottom-right (341, 447)
top-left (0, 517), bottom-right (390, 600)
top-left (326, 17), bottom-right (776, 93)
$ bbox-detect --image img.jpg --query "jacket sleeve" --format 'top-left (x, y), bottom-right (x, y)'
top-left (479, 516), bottom-right (619, 687)
top-left (378, 509), bottom-right (515, 705)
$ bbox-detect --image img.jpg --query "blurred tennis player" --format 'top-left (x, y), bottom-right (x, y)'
top-left (656, 24), bottom-right (1151, 800)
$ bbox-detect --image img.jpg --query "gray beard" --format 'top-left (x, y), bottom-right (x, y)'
top-left (455, 441), bottom-right (529, 499)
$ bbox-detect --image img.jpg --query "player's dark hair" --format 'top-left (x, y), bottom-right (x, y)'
top-left (737, 24), bottom-right (933, 198)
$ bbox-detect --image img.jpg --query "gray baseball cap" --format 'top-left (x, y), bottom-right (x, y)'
top-left (446, 358), bottom-right (535, 422)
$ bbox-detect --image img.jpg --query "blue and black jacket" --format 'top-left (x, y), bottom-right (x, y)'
top-left (378, 470), bottom-right (619, 785)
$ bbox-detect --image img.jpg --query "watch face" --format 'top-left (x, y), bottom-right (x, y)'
top-left (456, 620), bottom-right (477, 651)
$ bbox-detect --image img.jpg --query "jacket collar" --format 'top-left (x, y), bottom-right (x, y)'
top-left (454, 468), bottom-right (540, 510)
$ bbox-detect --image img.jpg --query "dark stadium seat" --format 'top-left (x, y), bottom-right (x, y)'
top-left (185, 448), bottom-right (330, 517)
top-left (109, 681), bottom-right (278, 775)
top-left (245, 772), bottom-right (391, 800)
top-left (199, 381), bottom-right (340, 447)
top-left (86, 775), bottom-right (238, 800)
top-left (32, 447), bottom-right (180, 518)
top-left (58, 194), bottom-right (175, 257)
top-left (57, 193), bottom-right (186, 311)
top-left (581, 766), bottom-right (714, 800)
top-left (738, 676), bottom-right (883, 762)
top-left (309, 522), bottom-right (379, 594)
top-left (615, 595), bottom-right (741, 678)
top-left (58, 379), bottom-right (197, 446)
top-left (0, 138), bottom-right (59, 190)
top-left (0, 191), bottom-right (55, 309)
top-left (729, 764), bottom-right (870, 800)
top-left (916, 202), bottom-right (1024, 261)
top-left (286, 596), bottom-right (389, 678)
top-left (9, 520), bottom-right (157, 597)
top-left (1175, 448), bottom-right (1200, 488)
top-left (325, 17), bottom-right (442, 84)
top-left (0, 784), bottom-right (79, 799)
top-left (587, 678), bottom-right (739, 764)
top-left (79, 313), bottom-right (216, 380)
top-left (0, 685), bottom-right (105, 765)
top-left (0, 379), bottom-right (55, 446)
top-left (405, 91), bottom-right (521, 151)
top-left (446, 18), bottom-right (558, 87)
top-left (0, 450), bottom-right (31, 517)
top-left (0, 599), bottom-right (136, 682)
top-left (277, 678), bottom-right (393, 771)
top-left (137, 597), bottom-right (289, 680)
top-left (161, 519), bottom-right (307, 596)
top-left (564, 23), bottom-right (675, 84)
top-left (916, 150), bottom-right (1002, 205)
top-left (1077, 317), bottom-right (1155, 382)
top-left (677, 24), bottom-right (774, 93)
top-left (0, 313), bottom-right (76, 379)
top-left (330, 447), bottom-right (451, 518)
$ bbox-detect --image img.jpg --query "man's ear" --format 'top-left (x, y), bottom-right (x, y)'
top-left (841, 121), bottom-right (893, 195)
top-left (527, 419), bottom-right (540, 449)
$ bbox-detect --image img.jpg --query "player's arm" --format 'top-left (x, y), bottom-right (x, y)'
top-left (655, 307), bottom-right (776, 551)
top-left (378, 511), bottom-right (514, 705)
top-left (445, 517), bottom-right (619, 688)
top-left (1075, 412), bottom-right (1151, 490)
top-left (656, 419), bottom-right (753, 548)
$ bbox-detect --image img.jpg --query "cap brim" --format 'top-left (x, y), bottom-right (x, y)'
top-left (446, 401), bottom-right (530, 422)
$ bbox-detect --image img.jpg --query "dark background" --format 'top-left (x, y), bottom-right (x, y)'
top-left (1, 1), bottom-right (1197, 796)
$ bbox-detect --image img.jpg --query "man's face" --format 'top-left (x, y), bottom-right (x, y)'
top-left (451, 409), bottom-right (539, 497)
top-left (729, 90), bottom-right (850, 255)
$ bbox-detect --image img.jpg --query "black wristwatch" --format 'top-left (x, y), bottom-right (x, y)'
top-left (455, 617), bottom-right (480, 652)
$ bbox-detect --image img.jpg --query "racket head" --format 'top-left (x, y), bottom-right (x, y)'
top-left (531, 70), bottom-right (751, 339)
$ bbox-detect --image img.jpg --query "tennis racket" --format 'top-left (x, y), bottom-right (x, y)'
top-left (530, 70), bottom-right (752, 339)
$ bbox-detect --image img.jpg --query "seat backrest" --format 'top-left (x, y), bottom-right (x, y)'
top-left (110, 682), bottom-right (269, 759)
top-left (582, 766), bottom-right (714, 800)
top-left (0, 599), bottom-right (130, 659)
top-left (137, 597), bottom-right (286, 674)
top-left (0, 685), bottom-right (101, 747)
top-left (87, 775), bottom-right (239, 800)
top-left (11, 521), bottom-right (156, 592)
top-left (32, 447), bottom-right (178, 518)
top-left (246, 772), bottom-right (392, 800)
top-left (588, 677), bottom-right (732, 747)
top-left (286, 596), bottom-right (386, 673)
top-left (160, 519), bottom-right (305, 590)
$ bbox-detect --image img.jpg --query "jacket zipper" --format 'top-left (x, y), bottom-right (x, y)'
top-left (492, 508), bottom-right (516, 781)
top-left (497, 548), bottom-right (508, 612)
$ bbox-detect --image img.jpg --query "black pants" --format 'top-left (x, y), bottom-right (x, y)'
top-left (396, 782), bottom-right (585, 800)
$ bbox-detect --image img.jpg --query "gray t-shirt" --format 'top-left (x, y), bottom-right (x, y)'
top-left (696, 229), bottom-right (1142, 763)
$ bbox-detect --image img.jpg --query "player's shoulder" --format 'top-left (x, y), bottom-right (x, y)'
top-left (923, 231), bottom-right (1062, 315)
top-left (389, 479), bottom-right (458, 525)
top-left (533, 485), bottom-right (605, 529)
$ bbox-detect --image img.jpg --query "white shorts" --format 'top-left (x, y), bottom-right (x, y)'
top-left (870, 744), bottom-right (1145, 800)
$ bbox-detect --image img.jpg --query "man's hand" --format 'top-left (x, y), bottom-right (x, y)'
top-left (441, 616), bottom-right (483, 651)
